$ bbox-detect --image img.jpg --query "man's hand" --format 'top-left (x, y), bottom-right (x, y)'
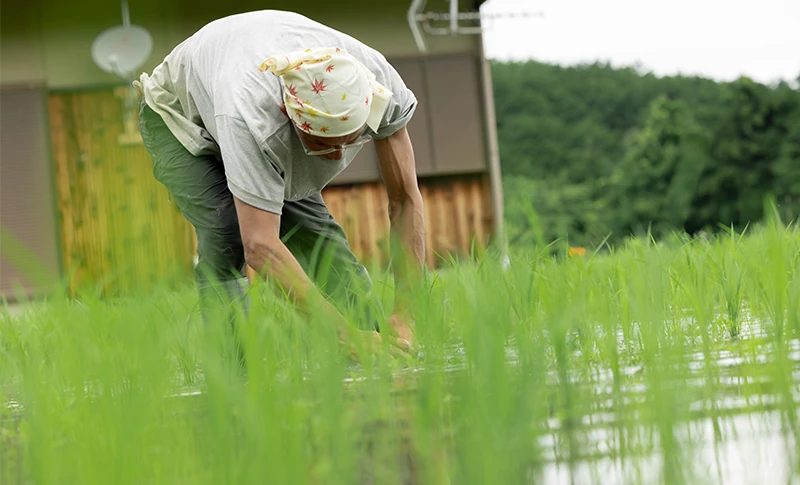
top-left (387, 313), bottom-right (416, 353)
top-left (344, 330), bottom-right (412, 361)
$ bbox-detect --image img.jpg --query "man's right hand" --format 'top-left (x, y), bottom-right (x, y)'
top-left (342, 329), bottom-right (412, 361)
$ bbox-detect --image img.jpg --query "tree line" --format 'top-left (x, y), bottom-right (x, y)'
top-left (492, 60), bottom-right (800, 250)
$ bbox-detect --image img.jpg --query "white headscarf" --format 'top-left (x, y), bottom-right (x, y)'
top-left (259, 47), bottom-right (393, 137)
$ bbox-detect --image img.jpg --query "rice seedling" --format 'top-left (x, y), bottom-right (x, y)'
top-left (1, 218), bottom-right (797, 484)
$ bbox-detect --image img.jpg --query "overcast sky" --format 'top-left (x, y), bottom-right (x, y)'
top-left (479, 0), bottom-right (800, 85)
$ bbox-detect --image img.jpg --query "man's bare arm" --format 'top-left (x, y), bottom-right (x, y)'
top-left (375, 126), bottom-right (426, 315)
top-left (233, 197), bottom-right (353, 337)
top-left (233, 196), bottom-right (409, 356)
top-left (234, 197), bottom-right (331, 307)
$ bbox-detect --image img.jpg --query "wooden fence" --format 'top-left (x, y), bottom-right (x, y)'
top-left (323, 177), bottom-right (492, 269)
top-left (48, 88), bottom-right (493, 295)
top-left (49, 89), bottom-right (196, 295)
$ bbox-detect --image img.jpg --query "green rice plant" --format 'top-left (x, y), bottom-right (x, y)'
top-left (1, 218), bottom-right (798, 485)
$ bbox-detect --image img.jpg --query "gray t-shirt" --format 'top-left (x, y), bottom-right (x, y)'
top-left (140, 10), bottom-right (417, 214)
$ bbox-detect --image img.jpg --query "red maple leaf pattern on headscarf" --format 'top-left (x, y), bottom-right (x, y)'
top-left (287, 84), bottom-right (298, 97)
top-left (365, 97), bottom-right (370, 105)
top-left (311, 78), bottom-right (328, 94)
top-left (320, 126), bottom-right (329, 133)
top-left (326, 64), bottom-right (335, 73)
top-left (300, 121), bottom-right (313, 132)
top-left (341, 115), bottom-right (350, 121)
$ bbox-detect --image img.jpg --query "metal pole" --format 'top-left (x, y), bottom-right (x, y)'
top-left (408, 0), bottom-right (428, 53)
top-left (478, 38), bottom-right (506, 258)
top-left (450, 0), bottom-right (459, 36)
top-left (121, 0), bottom-right (130, 28)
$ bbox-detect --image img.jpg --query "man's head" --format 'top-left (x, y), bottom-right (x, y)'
top-left (260, 47), bottom-right (393, 159)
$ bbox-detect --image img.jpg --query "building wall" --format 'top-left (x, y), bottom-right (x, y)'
top-left (1, 1), bottom-right (499, 297)
top-left (335, 53), bottom-right (488, 185)
top-left (45, 86), bottom-right (493, 295)
top-left (1, 0), bottom-right (481, 88)
top-left (0, 88), bottom-right (61, 298)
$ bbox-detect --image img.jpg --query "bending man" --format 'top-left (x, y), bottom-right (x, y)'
top-left (135, 10), bottom-right (425, 357)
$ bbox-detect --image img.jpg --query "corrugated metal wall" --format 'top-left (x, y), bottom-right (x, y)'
top-left (335, 53), bottom-right (488, 184)
top-left (0, 87), bottom-right (61, 299)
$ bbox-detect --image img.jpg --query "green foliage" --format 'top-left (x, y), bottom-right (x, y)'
top-left (772, 102), bottom-right (800, 220)
top-left (502, 175), bottom-right (609, 249)
top-left (493, 60), bottom-right (800, 249)
top-left (2, 221), bottom-right (798, 484)
top-left (610, 95), bottom-right (710, 237)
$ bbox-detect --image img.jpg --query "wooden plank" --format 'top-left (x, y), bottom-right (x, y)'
top-left (454, 180), bottom-right (470, 257)
top-left (437, 184), bottom-right (451, 262)
top-left (362, 185), bottom-right (376, 262)
top-left (480, 174), bottom-right (495, 246)
top-left (419, 183), bottom-right (431, 266)
top-left (48, 95), bottom-right (77, 293)
top-left (469, 178), bottom-right (485, 247)
top-left (376, 185), bottom-right (390, 264)
top-left (420, 184), bottom-right (435, 268)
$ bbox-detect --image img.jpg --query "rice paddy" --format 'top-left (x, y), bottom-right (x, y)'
top-left (1, 215), bottom-right (798, 485)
